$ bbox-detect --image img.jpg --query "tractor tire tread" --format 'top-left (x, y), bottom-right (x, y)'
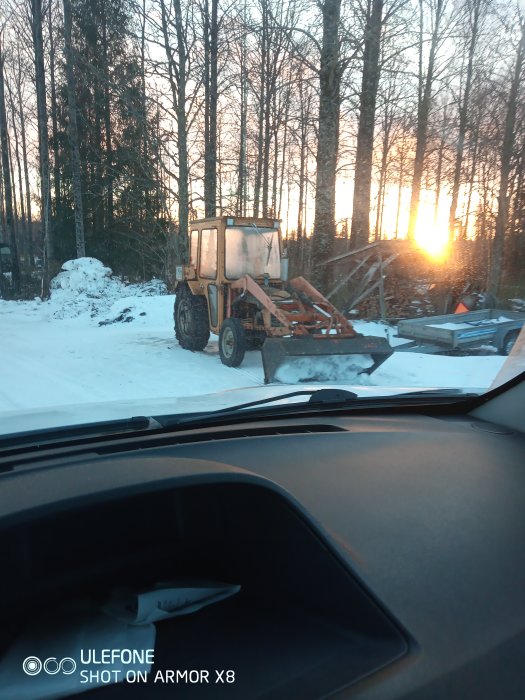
top-left (174, 285), bottom-right (210, 351)
top-left (219, 318), bottom-right (246, 367)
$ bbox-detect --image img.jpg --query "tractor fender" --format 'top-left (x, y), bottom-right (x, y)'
top-left (175, 280), bottom-right (206, 297)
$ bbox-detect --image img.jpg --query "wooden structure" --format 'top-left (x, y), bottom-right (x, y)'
top-left (316, 240), bottom-right (404, 318)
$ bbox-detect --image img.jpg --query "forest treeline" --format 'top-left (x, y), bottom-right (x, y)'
top-left (0, 0), bottom-right (524, 298)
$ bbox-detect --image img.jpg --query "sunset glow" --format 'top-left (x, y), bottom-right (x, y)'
top-left (414, 223), bottom-right (450, 260)
top-left (413, 199), bottom-right (450, 261)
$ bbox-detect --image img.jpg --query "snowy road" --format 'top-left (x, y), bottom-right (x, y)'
top-left (0, 295), bottom-right (264, 412)
top-left (0, 292), bottom-right (506, 414)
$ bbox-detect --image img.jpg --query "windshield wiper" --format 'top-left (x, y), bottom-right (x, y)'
top-left (154, 387), bottom-right (479, 429)
top-left (388, 389), bottom-right (480, 398)
top-left (266, 233), bottom-right (274, 265)
top-left (155, 389), bottom-right (358, 427)
top-left (0, 389), bottom-right (478, 453)
top-left (251, 222), bottom-right (274, 263)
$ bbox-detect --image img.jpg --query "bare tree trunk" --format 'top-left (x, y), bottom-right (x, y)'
top-left (261, 38), bottom-right (272, 215)
top-left (434, 105), bottom-right (448, 224)
top-left (48, 3), bottom-right (61, 220)
top-left (0, 40), bottom-right (21, 292)
top-left (174, 0), bottom-right (188, 252)
top-left (203, 0), bottom-right (218, 216)
top-left (101, 5), bottom-right (113, 228)
top-left (30, 0), bottom-right (54, 294)
top-left (394, 154), bottom-right (404, 238)
top-left (0, 168), bottom-right (6, 296)
top-left (160, 0), bottom-right (189, 260)
top-left (253, 2), bottom-right (267, 218)
top-left (271, 121), bottom-right (279, 217)
top-left (296, 78), bottom-right (309, 241)
top-left (278, 97), bottom-right (290, 218)
top-left (350, 0), bottom-right (384, 247)
top-left (236, 50), bottom-right (248, 216)
top-left (7, 80), bottom-right (27, 264)
top-left (16, 49), bottom-right (33, 267)
top-left (448, 0), bottom-right (482, 241)
top-left (140, 0), bottom-right (148, 164)
top-left (139, 0), bottom-right (149, 224)
top-left (394, 131), bottom-right (407, 238)
top-left (9, 125), bottom-right (20, 243)
top-left (63, 0), bottom-right (86, 257)
top-left (463, 122), bottom-right (479, 237)
top-left (488, 22), bottom-right (525, 295)
top-left (311, 0), bottom-right (341, 291)
top-left (374, 110), bottom-right (392, 240)
top-left (407, 0), bottom-right (445, 240)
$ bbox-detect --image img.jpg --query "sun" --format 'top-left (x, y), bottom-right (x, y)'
top-left (413, 200), bottom-right (450, 261)
top-left (415, 227), bottom-right (450, 260)
top-left (375, 186), bottom-right (451, 260)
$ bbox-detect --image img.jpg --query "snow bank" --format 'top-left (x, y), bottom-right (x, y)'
top-left (49, 257), bottom-right (167, 320)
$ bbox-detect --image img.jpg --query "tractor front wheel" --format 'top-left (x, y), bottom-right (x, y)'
top-left (174, 285), bottom-right (210, 351)
top-left (219, 318), bottom-right (246, 367)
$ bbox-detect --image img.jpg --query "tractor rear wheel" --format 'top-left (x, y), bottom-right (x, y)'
top-left (174, 285), bottom-right (210, 351)
top-left (219, 318), bottom-right (246, 367)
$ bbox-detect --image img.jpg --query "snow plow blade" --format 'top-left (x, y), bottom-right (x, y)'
top-left (261, 335), bottom-right (393, 384)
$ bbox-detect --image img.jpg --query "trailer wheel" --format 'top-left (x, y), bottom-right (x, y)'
top-left (501, 330), bottom-right (520, 356)
top-left (219, 318), bottom-right (246, 367)
top-left (174, 285), bottom-right (210, 351)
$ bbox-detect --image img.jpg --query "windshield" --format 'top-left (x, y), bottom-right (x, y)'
top-left (225, 226), bottom-right (280, 279)
top-left (0, 0), bottom-right (525, 437)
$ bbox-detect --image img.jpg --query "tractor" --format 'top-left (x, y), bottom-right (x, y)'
top-left (174, 216), bottom-right (392, 383)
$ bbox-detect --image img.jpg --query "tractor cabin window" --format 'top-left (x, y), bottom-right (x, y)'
top-left (190, 230), bottom-right (199, 267)
top-left (200, 228), bottom-right (218, 279)
top-left (225, 226), bottom-right (280, 279)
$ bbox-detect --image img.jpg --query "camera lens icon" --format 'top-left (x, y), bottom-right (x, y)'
top-left (23, 657), bottom-right (42, 676)
top-left (60, 658), bottom-right (77, 675)
top-left (22, 656), bottom-right (76, 676)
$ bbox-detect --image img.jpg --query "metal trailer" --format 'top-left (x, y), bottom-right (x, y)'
top-left (396, 309), bottom-right (525, 356)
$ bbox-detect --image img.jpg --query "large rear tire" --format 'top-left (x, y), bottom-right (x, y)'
top-left (174, 285), bottom-right (210, 351)
top-left (219, 318), bottom-right (246, 367)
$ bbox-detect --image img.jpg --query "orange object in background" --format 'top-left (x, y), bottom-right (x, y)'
top-left (455, 302), bottom-right (469, 314)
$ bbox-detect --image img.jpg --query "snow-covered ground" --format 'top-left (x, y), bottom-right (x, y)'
top-left (0, 258), bottom-right (507, 425)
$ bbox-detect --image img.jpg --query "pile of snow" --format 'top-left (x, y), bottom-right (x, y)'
top-left (50, 257), bottom-right (167, 320)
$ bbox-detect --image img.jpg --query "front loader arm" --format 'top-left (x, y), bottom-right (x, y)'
top-left (230, 275), bottom-right (294, 330)
top-left (287, 277), bottom-right (359, 337)
top-left (230, 275), bottom-right (361, 338)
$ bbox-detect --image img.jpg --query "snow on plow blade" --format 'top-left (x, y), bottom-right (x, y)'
top-left (261, 335), bottom-right (393, 384)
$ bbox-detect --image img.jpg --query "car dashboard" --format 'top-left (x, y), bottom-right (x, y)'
top-left (0, 409), bottom-right (524, 699)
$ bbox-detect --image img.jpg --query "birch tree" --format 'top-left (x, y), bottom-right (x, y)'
top-left (28, 0), bottom-right (53, 292)
top-left (350, 0), bottom-right (384, 247)
top-left (62, 0), bottom-right (85, 257)
top-left (311, 0), bottom-right (342, 290)
top-left (0, 35), bottom-right (20, 291)
top-left (407, 0), bottom-right (446, 239)
top-left (203, 0), bottom-right (218, 216)
top-left (488, 19), bottom-right (525, 294)
top-left (447, 0), bottom-right (484, 241)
